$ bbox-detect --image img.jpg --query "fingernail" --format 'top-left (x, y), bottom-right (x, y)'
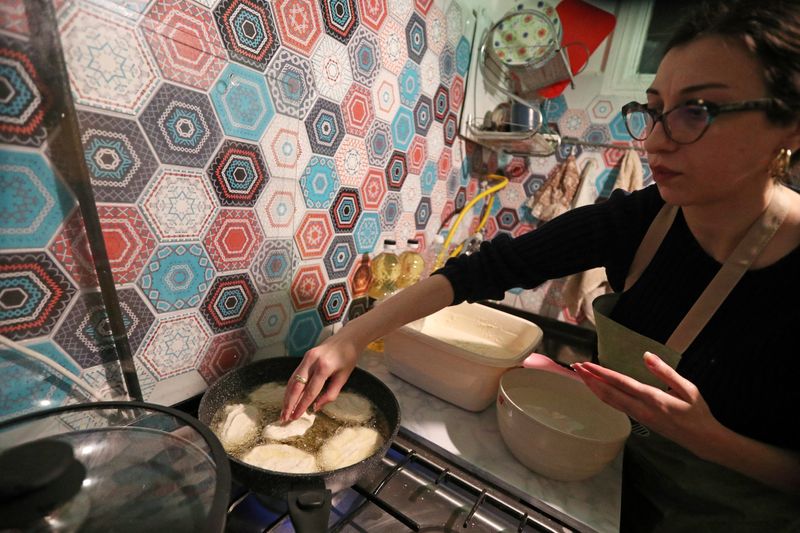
top-left (643, 351), bottom-right (657, 365)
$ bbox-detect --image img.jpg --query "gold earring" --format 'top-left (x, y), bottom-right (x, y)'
top-left (769, 148), bottom-right (792, 181)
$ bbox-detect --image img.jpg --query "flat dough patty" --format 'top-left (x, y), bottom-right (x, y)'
top-left (318, 426), bottom-right (382, 470)
top-left (242, 443), bottom-right (318, 474)
top-left (321, 392), bottom-right (373, 424)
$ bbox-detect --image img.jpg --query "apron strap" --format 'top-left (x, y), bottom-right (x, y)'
top-left (666, 188), bottom-right (790, 353)
top-left (624, 204), bottom-right (679, 291)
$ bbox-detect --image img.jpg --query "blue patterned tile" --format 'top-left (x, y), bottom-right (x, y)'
top-left (285, 308), bottom-right (322, 356)
top-left (420, 160), bottom-right (436, 195)
top-left (398, 60), bottom-right (421, 108)
top-left (439, 44), bottom-right (455, 85)
top-left (353, 211), bottom-right (380, 254)
top-left (211, 63), bottom-right (275, 141)
top-left (390, 105), bottom-right (414, 151)
top-left (455, 36), bottom-right (471, 77)
top-left (300, 156), bottom-right (341, 209)
top-left (0, 149), bottom-right (75, 248)
top-left (138, 243), bottom-right (215, 313)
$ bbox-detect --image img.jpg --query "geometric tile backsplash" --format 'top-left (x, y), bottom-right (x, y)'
top-left (1, 0), bottom-right (649, 417)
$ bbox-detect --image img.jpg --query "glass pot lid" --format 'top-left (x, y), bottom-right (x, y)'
top-left (0, 401), bottom-right (230, 533)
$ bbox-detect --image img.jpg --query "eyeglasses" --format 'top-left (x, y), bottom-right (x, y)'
top-left (621, 98), bottom-right (786, 144)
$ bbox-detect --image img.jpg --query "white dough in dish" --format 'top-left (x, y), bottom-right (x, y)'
top-left (263, 412), bottom-right (316, 441)
top-left (242, 443), bottom-right (318, 473)
top-left (219, 403), bottom-right (260, 451)
top-left (318, 426), bottom-right (382, 470)
top-left (248, 382), bottom-right (285, 408)
top-left (321, 392), bottom-right (373, 423)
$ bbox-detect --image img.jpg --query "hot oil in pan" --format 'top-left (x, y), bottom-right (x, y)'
top-left (210, 382), bottom-right (390, 468)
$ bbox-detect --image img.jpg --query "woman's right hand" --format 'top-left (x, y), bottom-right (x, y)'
top-left (280, 333), bottom-right (362, 422)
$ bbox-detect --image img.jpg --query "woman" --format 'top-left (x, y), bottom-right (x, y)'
top-left (283, 1), bottom-right (800, 529)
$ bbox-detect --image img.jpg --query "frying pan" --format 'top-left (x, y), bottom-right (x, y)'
top-left (197, 357), bottom-right (401, 532)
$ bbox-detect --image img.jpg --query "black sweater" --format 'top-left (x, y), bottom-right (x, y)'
top-left (436, 185), bottom-right (800, 450)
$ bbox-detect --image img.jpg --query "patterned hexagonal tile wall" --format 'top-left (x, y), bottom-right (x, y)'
top-left (290, 263), bottom-right (325, 310)
top-left (273, 0), bottom-right (322, 55)
top-left (320, 0), bottom-right (359, 44)
top-left (285, 309), bottom-right (322, 356)
top-left (138, 313), bottom-right (210, 379)
top-left (347, 27), bottom-right (381, 86)
top-left (305, 97), bottom-right (345, 156)
top-left (323, 234), bottom-right (356, 280)
top-left (405, 12), bottom-right (427, 64)
top-left (318, 282), bottom-right (349, 325)
top-left (203, 209), bottom-right (264, 272)
top-left (294, 211), bottom-right (333, 259)
top-left (199, 328), bottom-right (255, 384)
top-left (329, 186), bottom-right (362, 233)
top-left (266, 48), bottom-right (317, 120)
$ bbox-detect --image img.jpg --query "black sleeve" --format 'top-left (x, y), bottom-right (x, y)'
top-left (433, 185), bottom-right (665, 305)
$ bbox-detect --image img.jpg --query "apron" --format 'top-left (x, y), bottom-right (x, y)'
top-left (591, 188), bottom-right (800, 532)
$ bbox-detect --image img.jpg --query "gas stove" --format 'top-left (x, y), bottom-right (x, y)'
top-left (225, 427), bottom-right (587, 532)
top-left (176, 305), bottom-right (599, 532)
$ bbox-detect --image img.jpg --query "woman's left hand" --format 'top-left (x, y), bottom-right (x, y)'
top-left (571, 351), bottom-right (720, 454)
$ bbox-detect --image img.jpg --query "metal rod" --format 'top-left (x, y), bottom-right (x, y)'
top-left (561, 136), bottom-right (646, 152)
top-left (351, 484), bottom-right (421, 532)
top-left (23, 0), bottom-right (143, 401)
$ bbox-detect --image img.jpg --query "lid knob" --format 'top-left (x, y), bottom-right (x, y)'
top-left (0, 440), bottom-right (86, 529)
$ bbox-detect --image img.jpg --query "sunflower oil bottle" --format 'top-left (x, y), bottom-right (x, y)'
top-left (397, 239), bottom-right (425, 289)
top-left (366, 239), bottom-right (400, 352)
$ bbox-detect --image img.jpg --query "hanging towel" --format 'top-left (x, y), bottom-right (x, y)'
top-left (528, 154), bottom-right (580, 222)
top-left (562, 150), bottom-right (643, 324)
top-left (614, 148), bottom-right (643, 193)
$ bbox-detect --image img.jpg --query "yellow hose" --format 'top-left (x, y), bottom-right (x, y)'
top-left (434, 174), bottom-right (508, 269)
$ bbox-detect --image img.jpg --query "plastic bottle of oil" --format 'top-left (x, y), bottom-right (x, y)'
top-left (367, 239), bottom-right (399, 300)
top-left (397, 239), bottom-right (425, 289)
top-left (366, 239), bottom-right (399, 352)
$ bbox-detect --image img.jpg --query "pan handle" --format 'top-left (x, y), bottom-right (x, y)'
top-left (287, 489), bottom-right (332, 533)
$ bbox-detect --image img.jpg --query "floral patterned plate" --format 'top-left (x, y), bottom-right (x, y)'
top-left (491, 0), bottom-right (563, 67)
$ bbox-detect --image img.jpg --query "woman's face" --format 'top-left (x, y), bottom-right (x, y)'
top-left (644, 35), bottom-right (799, 207)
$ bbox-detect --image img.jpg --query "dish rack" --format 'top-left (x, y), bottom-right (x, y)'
top-left (462, 7), bottom-right (584, 157)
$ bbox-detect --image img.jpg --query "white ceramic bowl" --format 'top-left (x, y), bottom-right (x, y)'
top-left (497, 368), bottom-right (631, 481)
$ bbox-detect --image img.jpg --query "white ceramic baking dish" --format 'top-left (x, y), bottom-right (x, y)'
top-left (383, 303), bottom-right (543, 411)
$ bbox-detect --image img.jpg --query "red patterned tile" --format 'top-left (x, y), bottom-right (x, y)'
top-left (203, 209), bottom-right (265, 272)
top-left (290, 263), bottom-right (325, 310)
top-left (359, 167), bottom-right (386, 209)
top-left (450, 75), bottom-right (464, 112)
top-left (199, 328), bottom-right (255, 384)
top-left (414, 0), bottom-right (433, 15)
top-left (274, 0), bottom-right (322, 55)
top-left (294, 212), bottom-right (333, 259)
top-left (100, 205), bottom-right (158, 285)
top-left (0, 0), bottom-right (29, 35)
top-left (437, 147), bottom-right (452, 180)
top-left (407, 135), bottom-right (427, 175)
top-left (142, 0), bottom-right (226, 91)
top-left (48, 209), bottom-right (95, 288)
top-left (341, 83), bottom-right (374, 137)
top-left (357, 0), bottom-right (387, 32)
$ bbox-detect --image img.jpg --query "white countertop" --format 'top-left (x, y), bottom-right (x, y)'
top-left (358, 350), bottom-right (622, 533)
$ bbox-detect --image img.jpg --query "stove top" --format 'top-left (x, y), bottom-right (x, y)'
top-left (225, 428), bottom-right (587, 532)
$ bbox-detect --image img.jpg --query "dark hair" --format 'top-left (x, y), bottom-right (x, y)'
top-left (666, 0), bottom-right (800, 127)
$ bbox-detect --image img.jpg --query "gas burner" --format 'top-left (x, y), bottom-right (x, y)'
top-left (226, 429), bottom-right (584, 532)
